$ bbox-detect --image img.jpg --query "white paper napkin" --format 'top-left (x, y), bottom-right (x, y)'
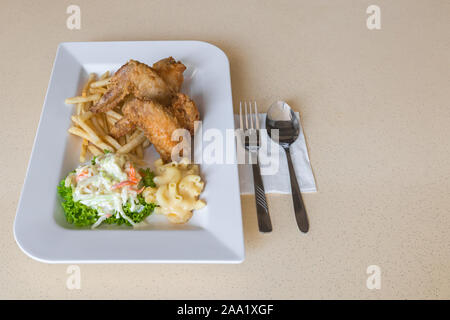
top-left (235, 113), bottom-right (317, 194)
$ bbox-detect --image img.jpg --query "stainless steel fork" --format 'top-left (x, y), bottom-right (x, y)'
top-left (239, 101), bottom-right (272, 233)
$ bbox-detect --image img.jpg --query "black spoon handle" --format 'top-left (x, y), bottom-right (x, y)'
top-left (284, 147), bottom-right (309, 233)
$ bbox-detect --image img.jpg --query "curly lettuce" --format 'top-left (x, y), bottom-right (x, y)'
top-left (138, 168), bottom-right (156, 188)
top-left (57, 179), bottom-right (155, 227)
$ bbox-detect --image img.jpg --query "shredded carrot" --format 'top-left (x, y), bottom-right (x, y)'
top-left (136, 186), bottom-right (145, 194)
top-left (76, 170), bottom-right (89, 182)
top-left (111, 180), bottom-right (136, 190)
top-left (128, 163), bottom-right (138, 184)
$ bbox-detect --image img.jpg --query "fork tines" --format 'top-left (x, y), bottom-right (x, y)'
top-left (239, 101), bottom-right (259, 131)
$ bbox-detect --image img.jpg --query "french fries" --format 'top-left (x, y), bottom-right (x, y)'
top-left (82, 73), bottom-right (96, 96)
top-left (65, 94), bottom-right (101, 104)
top-left (71, 116), bottom-right (102, 145)
top-left (104, 135), bottom-right (122, 150)
top-left (118, 136), bottom-right (126, 146)
top-left (80, 139), bottom-right (88, 163)
top-left (68, 127), bottom-right (113, 152)
top-left (90, 116), bottom-right (106, 136)
top-left (106, 110), bottom-right (122, 120)
top-left (79, 111), bottom-right (94, 121)
top-left (87, 145), bottom-right (102, 157)
top-left (99, 71), bottom-right (110, 80)
top-left (90, 78), bottom-right (111, 88)
top-left (76, 103), bottom-right (84, 116)
top-left (136, 144), bottom-right (144, 158)
top-left (117, 132), bottom-right (147, 154)
top-left (89, 87), bottom-right (107, 95)
top-left (65, 71), bottom-right (152, 163)
top-left (106, 114), bottom-right (118, 127)
top-left (142, 139), bottom-right (151, 148)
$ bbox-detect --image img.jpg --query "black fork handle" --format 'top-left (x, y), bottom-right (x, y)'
top-left (252, 158), bottom-right (272, 233)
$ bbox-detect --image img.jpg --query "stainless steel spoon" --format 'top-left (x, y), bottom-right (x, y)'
top-left (266, 101), bottom-right (309, 233)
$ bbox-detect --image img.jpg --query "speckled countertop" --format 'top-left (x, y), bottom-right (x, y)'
top-left (1, 0), bottom-right (449, 299)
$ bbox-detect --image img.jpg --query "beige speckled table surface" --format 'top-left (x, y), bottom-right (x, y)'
top-left (1, 0), bottom-right (449, 299)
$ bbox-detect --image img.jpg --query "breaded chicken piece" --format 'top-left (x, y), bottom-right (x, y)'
top-left (111, 115), bottom-right (135, 138)
top-left (113, 98), bottom-right (183, 162)
top-left (168, 93), bottom-right (199, 135)
top-left (111, 93), bottom-right (199, 139)
top-left (90, 60), bottom-right (174, 113)
top-left (153, 57), bottom-right (186, 93)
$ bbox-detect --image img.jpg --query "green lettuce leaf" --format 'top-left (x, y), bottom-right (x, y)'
top-left (57, 179), bottom-right (155, 227)
top-left (138, 168), bottom-right (156, 188)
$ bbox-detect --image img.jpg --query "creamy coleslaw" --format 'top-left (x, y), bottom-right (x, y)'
top-left (64, 153), bottom-right (145, 228)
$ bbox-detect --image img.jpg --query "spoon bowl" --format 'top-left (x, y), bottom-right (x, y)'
top-left (266, 101), bottom-right (300, 147)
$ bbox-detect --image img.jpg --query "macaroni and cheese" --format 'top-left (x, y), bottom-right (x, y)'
top-left (143, 158), bottom-right (206, 223)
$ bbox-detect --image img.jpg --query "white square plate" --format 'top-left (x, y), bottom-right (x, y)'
top-left (14, 41), bottom-right (244, 263)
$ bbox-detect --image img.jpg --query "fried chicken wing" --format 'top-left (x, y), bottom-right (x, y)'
top-left (111, 93), bottom-right (199, 140)
top-left (168, 93), bottom-right (199, 135)
top-left (91, 60), bottom-right (174, 113)
top-left (113, 98), bottom-right (183, 162)
top-left (95, 58), bottom-right (198, 162)
top-left (110, 116), bottom-right (135, 137)
top-left (152, 57), bottom-right (186, 93)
